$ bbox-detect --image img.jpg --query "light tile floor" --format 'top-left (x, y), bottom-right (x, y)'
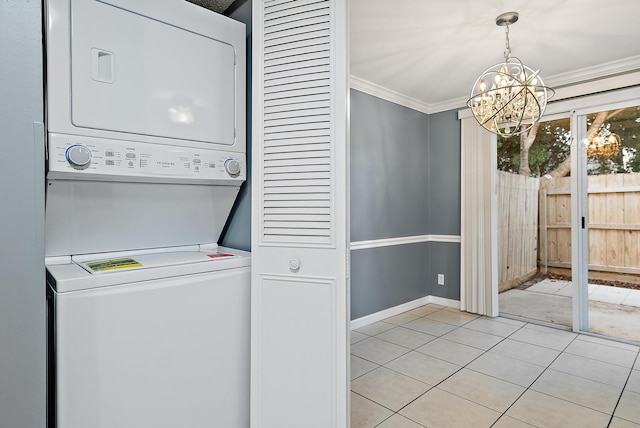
top-left (351, 304), bottom-right (640, 428)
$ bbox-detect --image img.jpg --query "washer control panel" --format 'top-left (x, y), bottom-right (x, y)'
top-left (48, 134), bottom-right (245, 183)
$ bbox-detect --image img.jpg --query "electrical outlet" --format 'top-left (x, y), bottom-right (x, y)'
top-left (437, 274), bottom-right (445, 285)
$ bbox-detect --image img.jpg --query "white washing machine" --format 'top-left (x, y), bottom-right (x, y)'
top-left (44, 0), bottom-right (249, 426)
top-left (47, 246), bottom-right (250, 428)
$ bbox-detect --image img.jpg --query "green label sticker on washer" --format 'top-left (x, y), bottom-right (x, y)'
top-left (86, 257), bottom-right (142, 272)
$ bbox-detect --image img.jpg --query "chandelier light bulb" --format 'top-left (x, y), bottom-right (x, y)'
top-left (467, 12), bottom-right (554, 137)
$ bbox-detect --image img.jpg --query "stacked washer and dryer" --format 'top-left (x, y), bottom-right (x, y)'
top-left (44, 1), bottom-right (249, 427)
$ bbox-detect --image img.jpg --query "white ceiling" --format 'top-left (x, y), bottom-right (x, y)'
top-left (350, 0), bottom-right (640, 112)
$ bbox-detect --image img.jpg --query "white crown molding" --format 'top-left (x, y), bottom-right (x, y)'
top-left (355, 55), bottom-right (640, 116)
top-left (428, 96), bottom-right (469, 114)
top-left (350, 75), bottom-right (432, 115)
top-left (350, 234), bottom-right (461, 251)
top-left (550, 71), bottom-right (640, 104)
top-left (459, 69), bottom-right (640, 120)
top-left (546, 55), bottom-right (640, 89)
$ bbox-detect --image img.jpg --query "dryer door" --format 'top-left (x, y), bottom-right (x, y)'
top-left (69, 0), bottom-right (237, 145)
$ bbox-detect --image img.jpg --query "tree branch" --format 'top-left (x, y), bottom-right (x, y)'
top-left (546, 109), bottom-right (625, 178)
top-left (518, 122), bottom-right (541, 176)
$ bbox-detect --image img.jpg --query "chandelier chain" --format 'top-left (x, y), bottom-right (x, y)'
top-left (504, 25), bottom-right (511, 59)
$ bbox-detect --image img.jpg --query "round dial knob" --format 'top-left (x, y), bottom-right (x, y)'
top-left (65, 144), bottom-right (92, 168)
top-left (224, 158), bottom-right (241, 177)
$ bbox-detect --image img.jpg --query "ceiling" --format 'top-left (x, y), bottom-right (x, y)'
top-left (350, 0), bottom-right (640, 112)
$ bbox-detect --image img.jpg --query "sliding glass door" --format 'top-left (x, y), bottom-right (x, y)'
top-left (498, 100), bottom-right (640, 343)
top-left (497, 115), bottom-right (574, 327)
top-left (573, 104), bottom-right (640, 342)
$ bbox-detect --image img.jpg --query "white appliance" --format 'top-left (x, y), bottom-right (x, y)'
top-left (44, 0), bottom-right (249, 427)
top-left (47, 247), bottom-right (250, 428)
top-left (46, 0), bottom-right (245, 154)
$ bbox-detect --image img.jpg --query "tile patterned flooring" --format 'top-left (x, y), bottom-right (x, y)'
top-left (351, 304), bottom-right (640, 428)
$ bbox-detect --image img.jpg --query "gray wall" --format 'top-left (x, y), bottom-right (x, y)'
top-left (0, 2), bottom-right (46, 427)
top-left (350, 90), bottom-right (461, 319)
top-left (220, 0), bottom-right (252, 251)
top-left (351, 91), bottom-right (430, 241)
top-left (428, 109), bottom-right (461, 236)
top-left (351, 244), bottom-right (431, 320)
top-left (350, 90), bottom-right (431, 318)
top-left (427, 109), bottom-right (462, 302)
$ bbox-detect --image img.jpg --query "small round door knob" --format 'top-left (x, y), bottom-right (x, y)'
top-left (289, 259), bottom-right (300, 272)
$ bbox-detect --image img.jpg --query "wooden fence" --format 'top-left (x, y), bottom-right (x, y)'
top-left (497, 172), bottom-right (640, 290)
top-left (497, 171), bottom-right (539, 291)
top-left (540, 172), bottom-right (640, 283)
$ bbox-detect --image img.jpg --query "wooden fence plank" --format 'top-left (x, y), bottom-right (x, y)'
top-left (497, 171), bottom-right (539, 290)
top-left (622, 174), bottom-right (640, 270)
top-left (590, 229), bottom-right (607, 265)
top-left (556, 194), bottom-right (571, 224)
top-left (539, 172), bottom-right (640, 275)
top-left (624, 230), bottom-right (640, 268)
top-left (504, 172), bottom-right (640, 290)
top-left (588, 183), bottom-right (607, 266)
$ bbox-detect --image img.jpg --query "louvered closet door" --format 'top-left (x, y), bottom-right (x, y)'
top-left (251, 0), bottom-right (349, 427)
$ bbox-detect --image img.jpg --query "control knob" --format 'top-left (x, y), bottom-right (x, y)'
top-left (65, 144), bottom-right (92, 168)
top-left (224, 158), bottom-right (241, 177)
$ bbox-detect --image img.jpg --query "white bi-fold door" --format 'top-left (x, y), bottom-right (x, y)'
top-left (251, 0), bottom-right (350, 427)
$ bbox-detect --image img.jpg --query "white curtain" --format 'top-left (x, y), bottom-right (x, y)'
top-left (459, 115), bottom-right (498, 316)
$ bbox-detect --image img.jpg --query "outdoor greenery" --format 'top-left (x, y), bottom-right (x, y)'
top-left (497, 106), bottom-right (640, 176)
top-left (497, 118), bottom-right (570, 177)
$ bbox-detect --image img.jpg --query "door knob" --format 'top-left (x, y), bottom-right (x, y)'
top-left (289, 259), bottom-right (300, 272)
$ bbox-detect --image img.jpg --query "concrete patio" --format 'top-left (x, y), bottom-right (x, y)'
top-left (499, 278), bottom-right (640, 343)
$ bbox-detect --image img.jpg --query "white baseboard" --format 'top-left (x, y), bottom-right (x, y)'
top-left (350, 297), bottom-right (430, 330)
top-left (350, 295), bottom-right (461, 330)
top-left (428, 296), bottom-right (460, 309)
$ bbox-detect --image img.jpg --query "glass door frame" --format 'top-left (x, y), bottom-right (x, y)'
top-left (571, 111), bottom-right (589, 332)
top-left (570, 96), bottom-right (640, 334)
top-left (503, 86), bottom-right (640, 334)
top-left (494, 86), bottom-right (640, 331)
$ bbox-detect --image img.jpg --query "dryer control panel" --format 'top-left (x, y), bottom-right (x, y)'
top-left (48, 133), bottom-right (246, 184)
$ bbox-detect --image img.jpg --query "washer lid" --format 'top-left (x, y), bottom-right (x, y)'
top-left (76, 250), bottom-right (237, 275)
top-left (47, 246), bottom-right (250, 293)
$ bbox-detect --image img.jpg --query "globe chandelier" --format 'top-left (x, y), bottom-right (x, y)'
top-left (467, 12), bottom-right (554, 137)
top-left (587, 130), bottom-right (621, 158)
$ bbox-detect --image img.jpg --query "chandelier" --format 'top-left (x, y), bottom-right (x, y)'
top-left (587, 130), bottom-right (621, 158)
top-left (467, 12), bottom-right (554, 137)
